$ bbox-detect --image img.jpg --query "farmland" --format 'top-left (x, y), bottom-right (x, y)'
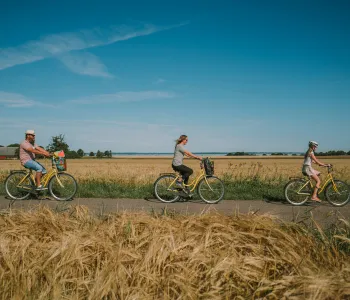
top-left (1, 156), bottom-right (350, 199)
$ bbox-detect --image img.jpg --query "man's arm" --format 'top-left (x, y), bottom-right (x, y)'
top-left (35, 146), bottom-right (51, 156)
top-left (25, 146), bottom-right (50, 157)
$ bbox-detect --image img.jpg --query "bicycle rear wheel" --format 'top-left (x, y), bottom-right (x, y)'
top-left (5, 172), bottom-right (34, 200)
top-left (284, 179), bottom-right (310, 206)
top-left (197, 176), bottom-right (225, 204)
top-left (325, 180), bottom-right (350, 207)
top-left (154, 174), bottom-right (180, 203)
top-left (48, 173), bottom-right (77, 201)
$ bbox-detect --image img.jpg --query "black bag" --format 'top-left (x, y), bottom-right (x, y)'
top-left (203, 158), bottom-right (214, 176)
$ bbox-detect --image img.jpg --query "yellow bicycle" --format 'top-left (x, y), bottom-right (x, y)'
top-left (4, 155), bottom-right (77, 201)
top-left (284, 165), bottom-right (350, 206)
top-left (154, 158), bottom-right (225, 204)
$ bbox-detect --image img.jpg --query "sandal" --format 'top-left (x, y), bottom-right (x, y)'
top-left (311, 197), bottom-right (322, 202)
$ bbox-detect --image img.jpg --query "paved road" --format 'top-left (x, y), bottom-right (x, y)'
top-left (1, 195), bottom-right (349, 227)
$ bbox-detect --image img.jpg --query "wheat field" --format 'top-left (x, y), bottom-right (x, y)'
top-left (0, 206), bottom-right (349, 299)
top-left (1, 157), bottom-right (350, 184)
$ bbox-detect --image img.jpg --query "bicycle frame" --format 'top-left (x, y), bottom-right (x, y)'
top-left (15, 158), bottom-right (65, 191)
top-left (167, 166), bottom-right (212, 193)
top-left (296, 168), bottom-right (339, 195)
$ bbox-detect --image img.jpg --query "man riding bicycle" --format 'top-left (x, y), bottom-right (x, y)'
top-left (19, 130), bottom-right (51, 190)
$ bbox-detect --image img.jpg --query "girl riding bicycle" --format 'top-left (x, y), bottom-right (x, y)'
top-left (172, 135), bottom-right (202, 191)
top-left (302, 141), bottom-right (330, 202)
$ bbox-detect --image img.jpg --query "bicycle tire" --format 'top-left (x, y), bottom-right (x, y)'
top-left (154, 174), bottom-right (180, 203)
top-left (197, 176), bottom-right (225, 204)
top-left (5, 171), bottom-right (34, 200)
top-left (324, 180), bottom-right (350, 207)
top-left (48, 173), bottom-right (77, 201)
top-left (284, 179), bottom-right (310, 206)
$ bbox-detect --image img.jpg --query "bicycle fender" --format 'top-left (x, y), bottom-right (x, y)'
top-left (10, 170), bottom-right (28, 174)
top-left (159, 173), bottom-right (177, 176)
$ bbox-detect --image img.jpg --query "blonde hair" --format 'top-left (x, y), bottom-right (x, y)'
top-left (175, 135), bottom-right (188, 145)
top-left (304, 147), bottom-right (313, 158)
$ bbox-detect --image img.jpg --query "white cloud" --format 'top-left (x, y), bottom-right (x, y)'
top-left (153, 78), bottom-right (166, 84)
top-left (0, 91), bottom-right (56, 108)
top-left (0, 92), bottom-right (35, 107)
top-left (58, 51), bottom-right (113, 78)
top-left (70, 91), bottom-right (175, 104)
top-left (0, 22), bottom-right (188, 71)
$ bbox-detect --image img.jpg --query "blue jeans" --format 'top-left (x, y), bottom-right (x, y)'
top-left (24, 160), bottom-right (47, 174)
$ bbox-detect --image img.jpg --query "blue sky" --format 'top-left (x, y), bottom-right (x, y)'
top-left (0, 0), bottom-right (349, 153)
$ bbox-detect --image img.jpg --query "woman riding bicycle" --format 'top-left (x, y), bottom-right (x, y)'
top-left (302, 141), bottom-right (330, 202)
top-left (172, 135), bottom-right (202, 191)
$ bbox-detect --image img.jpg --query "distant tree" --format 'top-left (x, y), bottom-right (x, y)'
top-left (89, 151), bottom-right (95, 157)
top-left (47, 134), bottom-right (70, 153)
top-left (226, 152), bottom-right (251, 156)
top-left (104, 150), bottom-right (110, 157)
top-left (109, 150), bottom-right (113, 158)
top-left (348, 151), bottom-right (350, 155)
top-left (66, 150), bottom-right (80, 159)
top-left (77, 149), bottom-right (85, 157)
top-left (7, 143), bottom-right (20, 147)
top-left (96, 150), bottom-right (103, 158)
top-left (0, 145), bottom-right (3, 147)
top-left (271, 152), bottom-right (284, 156)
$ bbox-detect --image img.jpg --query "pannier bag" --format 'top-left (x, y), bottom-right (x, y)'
top-left (53, 150), bottom-right (67, 171)
top-left (203, 158), bottom-right (214, 176)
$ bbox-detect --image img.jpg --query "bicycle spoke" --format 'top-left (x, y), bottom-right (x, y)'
top-left (284, 179), bottom-right (310, 206)
top-left (48, 173), bottom-right (77, 201)
top-left (198, 176), bottom-right (224, 204)
top-left (154, 175), bottom-right (180, 203)
top-left (325, 180), bottom-right (350, 207)
top-left (5, 172), bottom-right (33, 200)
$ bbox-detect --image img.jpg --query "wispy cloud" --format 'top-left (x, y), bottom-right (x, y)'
top-left (47, 119), bottom-right (176, 128)
top-left (153, 78), bottom-right (166, 84)
top-left (0, 91), bottom-right (54, 108)
top-left (0, 22), bottom-right (188, 71)
top-left (58, 51), bottom-right (113, 78)
top-left (70, 91), bottom-right (175, 104)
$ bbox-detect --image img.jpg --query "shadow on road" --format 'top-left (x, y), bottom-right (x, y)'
top-left (262, 194), bottom-right (334, 207)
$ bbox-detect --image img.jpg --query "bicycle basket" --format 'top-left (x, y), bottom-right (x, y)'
top-left (203, 158), bottom-right (214, 176)
top-left (52, 151), bottom-right (66, 171)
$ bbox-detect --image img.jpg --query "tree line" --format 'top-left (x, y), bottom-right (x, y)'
top-left (3, 134), bottom-right (113, 159)
top-left (226, 150), bottom-right (350, 156)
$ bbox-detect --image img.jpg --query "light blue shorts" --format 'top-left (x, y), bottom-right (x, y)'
top-left (24, 160), bottom-right (47, 174)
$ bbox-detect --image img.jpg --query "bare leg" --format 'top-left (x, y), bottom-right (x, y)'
top-left (310, 174), bottom-right (321, 201)
top-left (35, 172), bottom-right (42, 187)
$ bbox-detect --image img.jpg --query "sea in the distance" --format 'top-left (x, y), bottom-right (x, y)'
top-left (111, 152), bottom-right (303, 157)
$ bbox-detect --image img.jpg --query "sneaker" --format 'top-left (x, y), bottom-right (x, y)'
top-left (35, 185), bottom-right (47, 191)
top-left (175, 181), bottom-right (184, 189)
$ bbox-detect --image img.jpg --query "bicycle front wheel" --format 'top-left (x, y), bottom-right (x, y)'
top-left (284, 179), bottom-right (311, 206)
top-left (197, 176), bottom-right (225, 204)
top-left (325, 180), bottom-right (350, 207)
top-left (154, 174), bottom-right (180, 203)
top-left (48, 173), bottom-right (77, 201)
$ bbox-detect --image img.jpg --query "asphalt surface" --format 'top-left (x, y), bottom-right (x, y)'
top-left (1, 195), bottom-right (349, 227)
